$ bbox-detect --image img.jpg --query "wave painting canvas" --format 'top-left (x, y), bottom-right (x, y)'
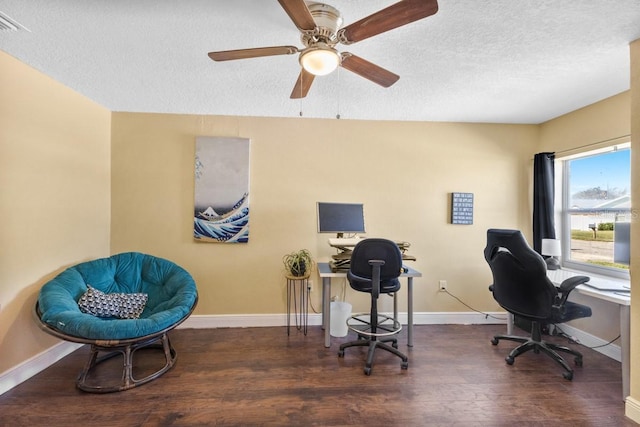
top-left (194, 136), bottom-right (250, 243)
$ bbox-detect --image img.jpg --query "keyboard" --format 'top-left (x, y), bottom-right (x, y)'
top-left (328, 237), bottom-right (362, 247)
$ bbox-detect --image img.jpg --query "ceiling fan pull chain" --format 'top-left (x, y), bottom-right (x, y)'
top-left (299, 73), bottom-right (304, 116)
top-left (336, 67), bottom-right (341, 119)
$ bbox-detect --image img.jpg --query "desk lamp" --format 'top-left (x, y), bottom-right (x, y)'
top-left (541, 238), bottom-right (562, 270)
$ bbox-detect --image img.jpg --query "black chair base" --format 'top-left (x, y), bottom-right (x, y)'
top-left (491, 322), bottom-right (583, 380)
top-left (338, 314), bottom-right (408, 375)
top-left (338, 338), bottom-right (408, 376)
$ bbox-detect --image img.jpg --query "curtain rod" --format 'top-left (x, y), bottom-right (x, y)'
top-left (554, 134), bottom-right (631, 156)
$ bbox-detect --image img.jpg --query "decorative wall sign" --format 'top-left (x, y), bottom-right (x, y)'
top-left (451, 192), bottom-right (474, 225)
top-left (194, 137), bottom-right (250, 243)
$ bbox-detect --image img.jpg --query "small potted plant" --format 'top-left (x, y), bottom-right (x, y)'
top-left (283, 249), bottom-right (314, 277)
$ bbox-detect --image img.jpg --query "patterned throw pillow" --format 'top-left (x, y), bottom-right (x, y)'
top-left (78, 285), bottom-right (148, 319)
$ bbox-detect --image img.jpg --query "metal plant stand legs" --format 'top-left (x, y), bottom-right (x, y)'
top-left (286, 275), bottom-right (309, 336)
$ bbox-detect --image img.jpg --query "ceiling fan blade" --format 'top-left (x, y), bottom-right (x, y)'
top-left (290, 69), bottom-right (315, 99)
top-left (278, 0), bottom-right (316, 31)
top-left (208, 46), bottom-right (299, 61)
top-left (339, 0), bottom-right (438, 44)
top-left (340, 53), bottom-right (399, 88)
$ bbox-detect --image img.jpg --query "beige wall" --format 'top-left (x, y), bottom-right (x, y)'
top-left (0, 51), bottom-right (111, 373)
top-left (537, 92), bottom-right (631, 341)
top-left (539, 92), bottom-right (630, 153)
top-left (111, 113), bottom-right (536, 316)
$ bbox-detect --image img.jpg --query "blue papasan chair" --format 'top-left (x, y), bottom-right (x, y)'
top-left (35, 252), bottom-right (198, 393)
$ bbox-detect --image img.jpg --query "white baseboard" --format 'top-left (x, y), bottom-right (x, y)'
top-left (0, 341), bottom-right (82, 395)
top-left (0, 311), bottom-right (621, 395)
top-left (179, 311), bottom-right (508, 329)
top-left (180, 311), bottom-right (620, 360)
top-left (625, 396), bottom-right (640, 423)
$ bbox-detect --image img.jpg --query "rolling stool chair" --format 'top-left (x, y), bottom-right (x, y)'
top-left (338, 238), bottom-right (408, 375)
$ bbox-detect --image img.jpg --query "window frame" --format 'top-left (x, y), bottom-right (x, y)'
top-left (558, 143), bottom-right (631, 280)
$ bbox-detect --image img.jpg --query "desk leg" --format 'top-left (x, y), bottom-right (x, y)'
top-left (393, 292), bottom-right (398, 324)
top-left (621, 305), bottom-right (630, 401)
top-left (408, 277), bottom-right (414, 347)
top-left (506, 313), bottom-right (514, 335)
top-left (323, 277), bottom-right (331, 348)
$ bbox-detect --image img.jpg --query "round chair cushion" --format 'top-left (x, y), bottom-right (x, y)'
top-left (38, 252), bottom-right (198, 340)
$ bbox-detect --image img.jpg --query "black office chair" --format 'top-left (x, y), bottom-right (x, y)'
top-left (484, 229), bottom-right (592, 380)
top-left (338, 238), bottom-right (408, 375)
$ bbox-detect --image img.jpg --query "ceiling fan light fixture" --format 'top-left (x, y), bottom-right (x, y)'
top-left (299, 45), bottom-right (340, 76)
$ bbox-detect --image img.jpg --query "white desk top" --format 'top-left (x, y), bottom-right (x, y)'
top-left (317, 262), bottom-right (422, 278)
top-left (547, 269), bottom-right (630, 306)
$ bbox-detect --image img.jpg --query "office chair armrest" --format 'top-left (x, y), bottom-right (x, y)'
top-left (555, 275), bottom-right (590, 306)
top-left (558, 276), bottom-right (590, 293)
top-left (369, 259), bottom-right (385, 299)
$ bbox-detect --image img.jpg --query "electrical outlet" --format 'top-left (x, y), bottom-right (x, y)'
top-left (307, 280), bottom-right (314, 293)
top-left (439, 280), bottom-right (447, 292)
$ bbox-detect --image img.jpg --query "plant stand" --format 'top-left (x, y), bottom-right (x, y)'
top-left (286, 274), bottom-right (309, 336)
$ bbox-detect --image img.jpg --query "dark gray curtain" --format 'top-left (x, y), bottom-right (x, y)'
top-left (533, 152), bottom-right (556, 254)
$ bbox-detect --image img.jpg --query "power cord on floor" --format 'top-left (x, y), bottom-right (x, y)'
top-left (440, 289), bottom-right (621, 351)
top-left (552, 324), bottom-right (620, 349)
top-left (441, 288), bottom-right (507, 321)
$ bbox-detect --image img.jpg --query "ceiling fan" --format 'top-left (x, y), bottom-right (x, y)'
top-left (208, 0), bottom-right (439, 99)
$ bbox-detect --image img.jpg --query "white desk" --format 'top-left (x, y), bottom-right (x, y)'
top-left (546, 269), bottom-right (630, 400)
top-left (317, 262), bottom-right (422, 348)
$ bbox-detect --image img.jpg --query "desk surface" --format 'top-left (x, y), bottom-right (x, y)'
top-left (317, 262), bottom-right (422, 278)
top-left (547, 268), bottom-right (631, 401)
top-left (547, 269), bottom-right (630, 306)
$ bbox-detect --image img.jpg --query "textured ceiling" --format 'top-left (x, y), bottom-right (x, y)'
top-left (2, 1), bottom-right (640, 124)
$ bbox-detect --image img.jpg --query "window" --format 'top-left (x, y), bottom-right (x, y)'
top-left (559, 144), bottom-right (631, 278)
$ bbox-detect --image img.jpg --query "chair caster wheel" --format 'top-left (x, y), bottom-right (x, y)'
top-left (563, 371), bottom-right (574, 380)
top-left (491, 338), bottom-right (499, 345)
top-left (338, 350), bottom-right (344, 357)
top-left (505, 356), bottom-right (514, 365)
top-left (364, 367), bottom-right (372, 375)
top-left (392, 342), bottom-right (398, 349)
top-left (401, 361), bottom-right (408, 370)
top-left (575, 357), bottom-right (583, 367)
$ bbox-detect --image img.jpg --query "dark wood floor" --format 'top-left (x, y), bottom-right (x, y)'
top-left (0, 324), bottom-right (635, 426)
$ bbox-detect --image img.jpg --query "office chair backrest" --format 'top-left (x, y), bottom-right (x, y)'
top-left (484, 229), bottom-right (557, 319)
top-left (348, 238), bottom-right (402, 294)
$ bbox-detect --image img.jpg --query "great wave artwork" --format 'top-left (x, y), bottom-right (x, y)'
top-left (194, 137), bottom-right (250, 243)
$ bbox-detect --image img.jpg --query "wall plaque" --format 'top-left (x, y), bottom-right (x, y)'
top-left (451, 192), bottom-right (474, 225)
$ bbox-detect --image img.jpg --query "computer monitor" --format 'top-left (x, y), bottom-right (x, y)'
top-left (317, 202), bottom-right (365, 238)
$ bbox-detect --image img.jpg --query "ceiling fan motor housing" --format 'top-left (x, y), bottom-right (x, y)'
top-left (301, 2), bottom-right (343, 47)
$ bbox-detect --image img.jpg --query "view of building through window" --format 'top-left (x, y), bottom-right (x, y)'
top-left (563, 147), bottom-right (631, 274)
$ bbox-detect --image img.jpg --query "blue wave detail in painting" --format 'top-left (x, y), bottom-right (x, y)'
top-left (194, 194), bottom-right (249, 243)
